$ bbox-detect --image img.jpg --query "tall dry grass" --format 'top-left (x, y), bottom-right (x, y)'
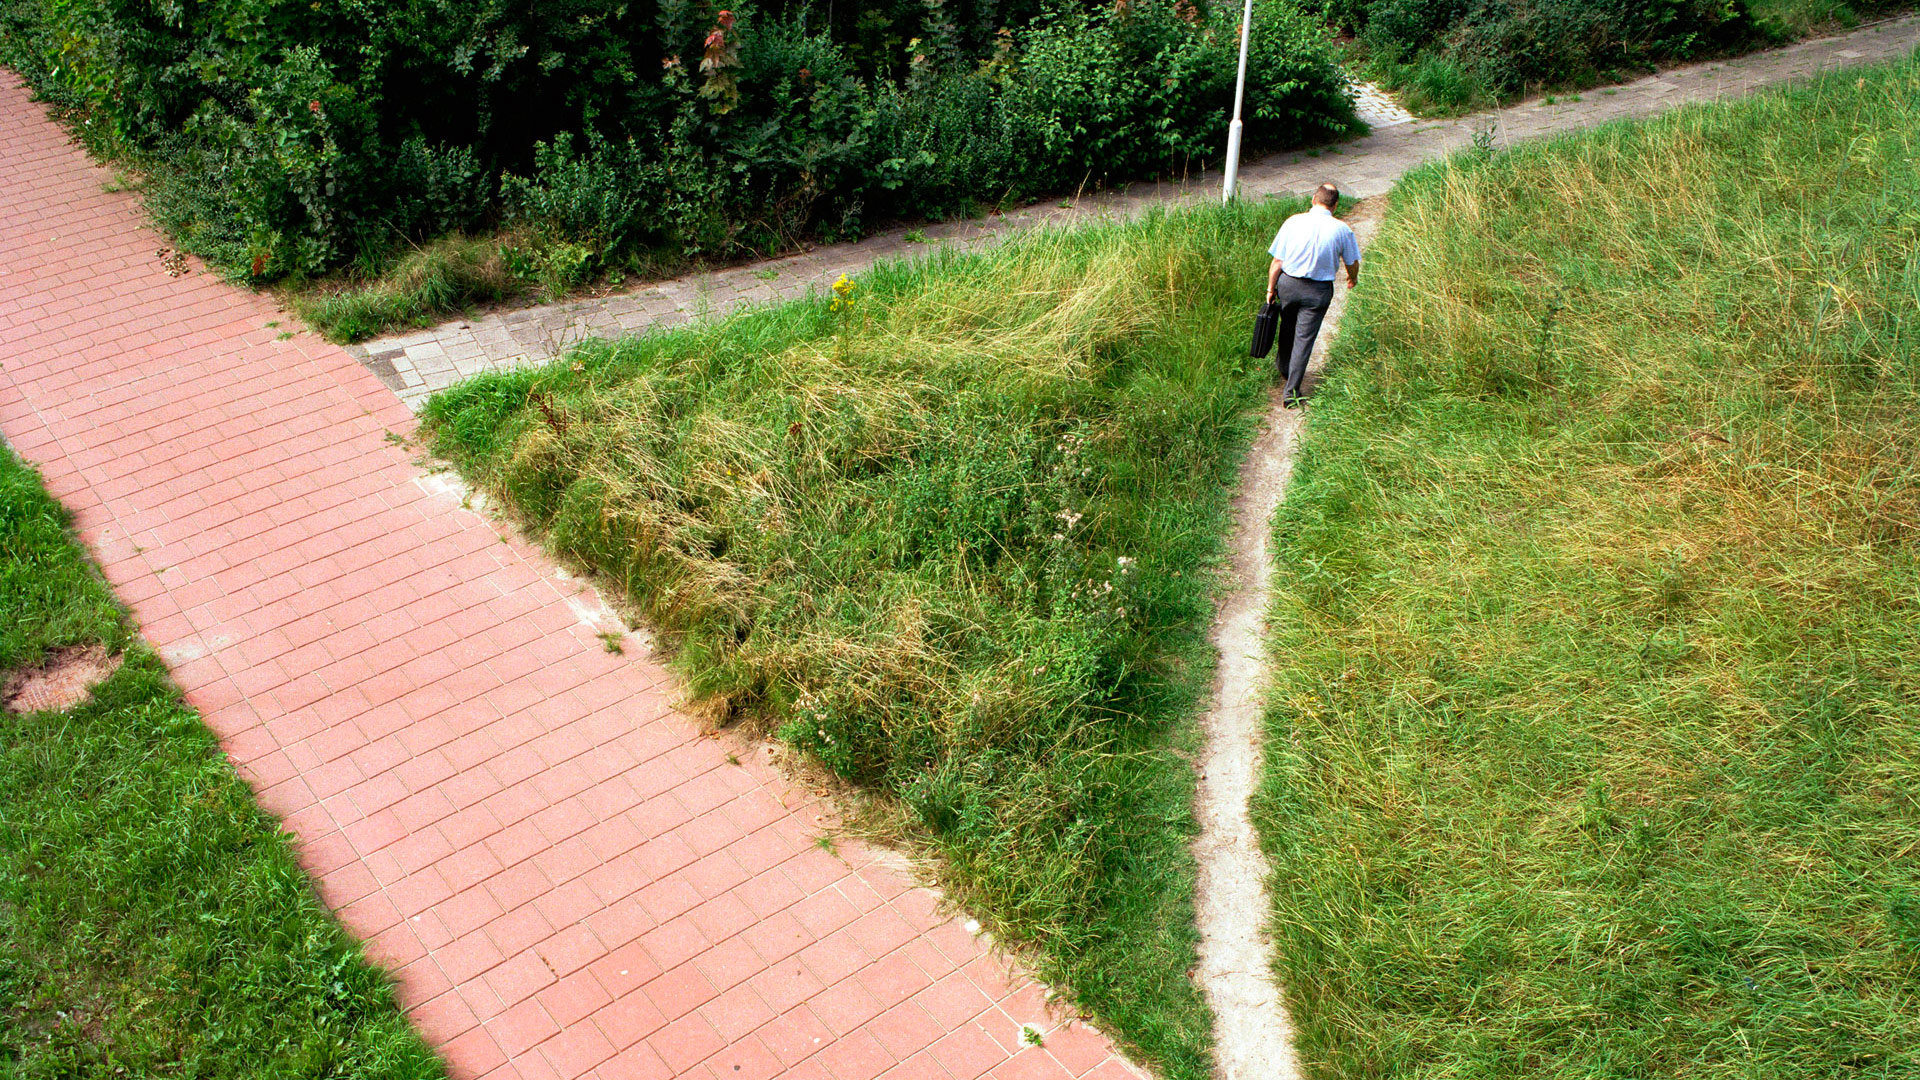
top-left (424, 202), bottom-right (1301, 1077)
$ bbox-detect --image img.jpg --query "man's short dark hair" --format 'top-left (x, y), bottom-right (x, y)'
top-left (1313, 183), bottom-right (1339, 208)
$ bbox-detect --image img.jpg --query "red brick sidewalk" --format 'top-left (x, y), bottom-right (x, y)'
top-left (0, 75), bottom-right (1143, 1080)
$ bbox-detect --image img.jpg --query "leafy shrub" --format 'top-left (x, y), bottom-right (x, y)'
top-left (1330, 0), bottom-right (1774, 105)
top-left (1246, 0), bottom-right (1361, 131)
top-left (502, 132), bottom-right (664, 262)
top-left (869, 72), bottom-right (1021, 218)
top-left (389, 137), bottom-right (491, 241)
top-left (0, 0), bottom-right (1353, 288)
top-left (720, 14), bottom-right (882, 243)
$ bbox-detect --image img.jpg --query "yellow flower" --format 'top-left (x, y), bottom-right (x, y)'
top-left (830, 273), bottom-right (857, 312)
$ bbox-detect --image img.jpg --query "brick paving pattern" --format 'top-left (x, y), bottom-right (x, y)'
top-left (353, 14), bottom-right (1920, 409)
top-left (1349, 82), bottom-right (1416, 129)
top-left (0, 74), bottom-right (1144, 1080)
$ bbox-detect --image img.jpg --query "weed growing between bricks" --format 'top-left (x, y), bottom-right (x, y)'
top-left (0, 444), bottom-right (442, 1077)
top-left (1257, 58), bottom-right (1920, 1077)
top-left (422, 201), bottom-right (1305, 1078)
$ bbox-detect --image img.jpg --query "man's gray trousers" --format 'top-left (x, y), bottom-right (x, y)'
top-left (1274, 274), bottom-right (1334, 399)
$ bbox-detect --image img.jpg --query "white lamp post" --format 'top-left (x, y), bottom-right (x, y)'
top-left (1221, 0), bottom-right (1255, 203)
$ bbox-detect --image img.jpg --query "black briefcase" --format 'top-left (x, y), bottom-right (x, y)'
top-left (1250, 301), bottom-right (1280, 359)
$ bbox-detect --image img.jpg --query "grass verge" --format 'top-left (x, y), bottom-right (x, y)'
top-left (421, 201), bottom-right (1305, 1077)
top-left (284, 231), bottom-right (721, 345)
top-left (0, 444), bottom-right (440, 1077)
top-left (286, 235), bottom-right (521, 344)
top-left (1258, 56), bottom-right (1920, 1077)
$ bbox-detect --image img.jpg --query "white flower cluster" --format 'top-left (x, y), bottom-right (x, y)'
top-left (1054, 431), bottom-right (1094, 479)
top-left (1068, 553), bottom-right (1137, 620)
top-left (1051, 505), bottom-right (1085, 543)
top-left (794, 691), bottom-right (834, 744)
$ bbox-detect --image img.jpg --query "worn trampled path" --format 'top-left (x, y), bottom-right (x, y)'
top-left (1190, 202), bottom-right (1382, 1080)
top-left (354, 14), bottom-right (1920, 409)
top-left (0, 75), bottom-right (1143, 1080)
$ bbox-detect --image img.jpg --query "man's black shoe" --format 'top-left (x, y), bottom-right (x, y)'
top-left (1283, 394), bottom-right (1304, 410)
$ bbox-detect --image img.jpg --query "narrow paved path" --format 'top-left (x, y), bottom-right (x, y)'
top-left (1190, 203), bottom-right (1381, 1080)
top-left (0, 76), bottom-right (1141, 1080)
top-left (353, 15), bottom-right (1920, 408)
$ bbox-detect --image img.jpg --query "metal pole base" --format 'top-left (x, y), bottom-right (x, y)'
top-left (1222, 119), bottom-right (1245, 204)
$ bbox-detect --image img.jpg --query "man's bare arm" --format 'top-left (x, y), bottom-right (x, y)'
top-left (1345, 260), bottom-right (1360, 288)
top-left (1267, 258), bottom-right (1284, 301)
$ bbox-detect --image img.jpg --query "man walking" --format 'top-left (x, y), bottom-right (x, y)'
top-left (1266, 183), bottom-right (1360, 408)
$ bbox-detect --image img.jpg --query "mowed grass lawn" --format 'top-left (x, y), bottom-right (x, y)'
top-left (0, 445), bottom-right (439, 1077)
top-left (1259, 58), bottom-right (1920, 1077)
top-left (423, 202), bottom-right (1300, 1077)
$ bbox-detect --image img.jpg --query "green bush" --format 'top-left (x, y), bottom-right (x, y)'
top-left (1328, 0), bottom-right (1773, 106)
top-left (0, 0), bottom-right (1354, 284)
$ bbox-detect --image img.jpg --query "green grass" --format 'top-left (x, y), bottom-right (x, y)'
top-left (290, 235), bottom-right (519, 344)
top-left (421, 200), bottom-right (1308, 1077)
top-left (1387, 53), bottom-right (1497, 116)
top-left (1258, 57), bottom-right (1920, 1078)
top-left (1750, 0), bottom-right (1895, 35)
top-left (0, 445), bottom-right (440, 1078)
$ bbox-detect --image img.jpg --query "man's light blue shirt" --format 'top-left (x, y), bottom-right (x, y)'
top-left (1268, 205), bottom-right (1360, 282)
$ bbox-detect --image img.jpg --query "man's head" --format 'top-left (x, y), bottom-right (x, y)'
top-left (1313, 183), bottom-right (1339, 209)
